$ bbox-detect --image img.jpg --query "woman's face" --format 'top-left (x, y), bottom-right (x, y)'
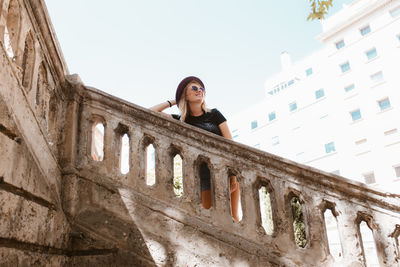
top-left (185, 81), bottom-right (205, 104)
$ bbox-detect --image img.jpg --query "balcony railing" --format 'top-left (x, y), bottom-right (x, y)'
top-left (64, 79), bottom-right (400, 266)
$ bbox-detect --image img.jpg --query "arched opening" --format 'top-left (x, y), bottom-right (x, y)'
top-left (258, 186), bottom-right (274, 235)
top-left (35, 62), bottom-right (50, 130)
top-left (4, 0), bottom-right (21, 59)
top-left (290, 196), bottom-right (307, 248)
top-left (21, 32), bottom-right (35, 91)
top-left (173, 154), bottom-right (183, 197)
top-left (4, 25), bottom-right (14, 58)
top-left (145, 144), bottom-right (156, 186)
top-left (229, 173), bottom-right (242, 223)
top-left (91, 123), bottom-right (104, 161)
top-left (323, 208), bottom-right (343, 262)
top-left (120, 133), bottom-right (130, 174)
top-left (199, 162), bottom-right (212, 209)
top-left (359, 220), bottom-right (379, 266)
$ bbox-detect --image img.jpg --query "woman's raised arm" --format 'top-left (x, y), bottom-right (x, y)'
top-left (149, 99), bottom-right (176, 114)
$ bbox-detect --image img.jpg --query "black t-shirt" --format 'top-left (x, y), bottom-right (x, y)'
top-left (172, 108), bottom-right (227, 136)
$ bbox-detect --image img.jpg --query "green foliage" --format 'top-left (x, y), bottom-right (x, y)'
top-left (290, 197), bottom-right (307, 248)
top-left (173, 156), bottom-right (184, 197)
top-left (307, 0), bottom-right (333, 20)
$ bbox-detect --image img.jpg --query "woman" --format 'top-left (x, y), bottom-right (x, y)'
top-left (150, 76), bottom-right (240, 222)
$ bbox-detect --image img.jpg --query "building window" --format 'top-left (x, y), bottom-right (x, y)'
top-left (363, 172), bottom-right (376, 184)
top-left (289, 101), bottom-right (297, 112)
top-left (325, 142), bottom-right (336, 154)
top-left (365, 48), bottom-right (377, 60)
top-left (370, 71), bottom-right (384, 83)
top-left (268, 111), bottom-right (276, 121)
top-left (251, 120), bottom-right (258, 130)
top-left (384, 128), bottom-right (398, 136)
top-left (355, 138), bottom-right (367, 145)
top-left (394, 166), bottom-right (400, 178)
top-left (378, 98), bottom-right (391, 111)
top-left (306, 68), bottom-right (313, 76)
top-left (390, 6), bottom-right (400, 18)
top-left (335, 40), bottom-right (345, 50)
top-left (320, 114), bottom-right (328, 119)
top-left (344, 84), bottom-right (355, 92)
top-left (315, 88), bottom-right (325, 99)
top-left (350, 109), bottom-right (362, 121)
top-left (232, 129), bottom-right (239, 138)
top-left (360, 25), bottom-right (371, 36)
top-left (272, 136), bottom-right (279, 146)
top-left (340, 61), bottom-right (351, 73)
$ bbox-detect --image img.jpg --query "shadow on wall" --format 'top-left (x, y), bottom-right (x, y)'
top-left (64, 174), bottom-right (179, 266)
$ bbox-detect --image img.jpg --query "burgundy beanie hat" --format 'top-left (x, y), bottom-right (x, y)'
top-left (175, 76), bottom-right (205, 107)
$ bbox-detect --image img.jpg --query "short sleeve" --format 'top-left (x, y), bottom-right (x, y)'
top-left (212, 108), bottom-right (226, 125)
top-left (172, 114), bottom-right (181, 120)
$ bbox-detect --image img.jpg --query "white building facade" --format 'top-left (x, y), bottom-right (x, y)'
top-left (230, 0), bottom-right (400, 192)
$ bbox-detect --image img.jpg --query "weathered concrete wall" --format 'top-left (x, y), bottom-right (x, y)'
top-left (0, 0), bottom-right (130, 264)
top-left (0, 0), bottom-right (70, 263)
top-left (1, 0), bottom-right (400, 266)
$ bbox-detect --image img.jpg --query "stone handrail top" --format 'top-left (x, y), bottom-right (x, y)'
top-left (66, 75), bottom-right (400, 212)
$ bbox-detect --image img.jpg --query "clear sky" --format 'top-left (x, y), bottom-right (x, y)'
top-left (46, 0), bottom-right (353, 119)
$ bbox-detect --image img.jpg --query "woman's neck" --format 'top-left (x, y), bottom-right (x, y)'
top-left (188, 103), bottom-right (204, 116)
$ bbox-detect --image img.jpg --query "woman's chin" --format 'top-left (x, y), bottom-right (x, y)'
top-left (189, 98), bottom-right (203, 104)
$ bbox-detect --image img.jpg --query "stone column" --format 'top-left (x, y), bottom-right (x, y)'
top-left (128, 127), bottom-right (142, 188)
top-left (103, 119), bottom-right (118, 175)
top-left (337, 208), bottom-right (365, 265)
top-left (211, 160), bottom-right (232, 228)
top-left (373, 214), bottom-right (399, 266)
top-left (239, 169), bottom-right (260, 239)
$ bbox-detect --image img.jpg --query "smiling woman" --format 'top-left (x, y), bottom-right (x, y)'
top-left (150, 76), bottom-right (240, 222)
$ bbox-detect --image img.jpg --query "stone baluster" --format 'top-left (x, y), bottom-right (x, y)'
top-left (210, 159), bottom-right (233, 227)
top-left (103, 118), bottom-right (118, 174)
top-left (127, 126), bottom-right (143, 188)
top-left (336, 207), bottom-right (365, 265)
top-left (372, 215), bottom-right (399, 266)
top-left (237, 169), bottom-right (260, 239)
top-left (305, 194), bottom-right (330, 258)
top-left (180, 149), bottom-right (197, 209)
top-left (152, 139), bottom-right (173, 201)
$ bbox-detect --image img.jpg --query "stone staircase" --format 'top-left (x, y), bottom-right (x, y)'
top-left (0, 0), bottom-right (399, 266)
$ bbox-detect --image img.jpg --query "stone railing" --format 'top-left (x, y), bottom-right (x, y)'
top-left (62, 77), bottom-right (400, 266)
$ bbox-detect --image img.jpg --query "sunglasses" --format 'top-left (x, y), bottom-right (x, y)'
top-left (191, 85), bottom-right (205, 92)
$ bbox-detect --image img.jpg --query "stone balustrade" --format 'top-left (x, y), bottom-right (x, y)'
top-left (62, 79), bottom-right (400, 266)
